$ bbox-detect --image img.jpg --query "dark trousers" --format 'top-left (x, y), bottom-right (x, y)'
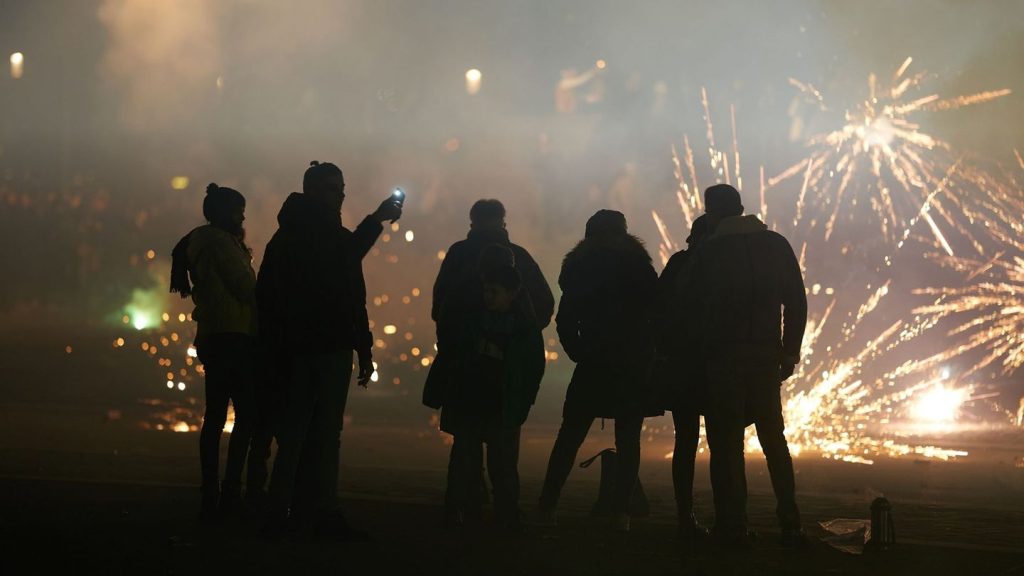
top-left (671, 404), bottom-right (700, 520)
top-left (446, 423), bottom-right (521, 523)
top-left (705, 363), bottom-right (800, 532)
top-left (539, 413), bottom-right (644, 515)
top-left (268, 350), bottom-right (353, 515)
top-left (444, 439), bottom-right (484, 516)
top-left (196, 333), bottom-right (256, 491)
top-left (245, 353), bottom-right (290, 495)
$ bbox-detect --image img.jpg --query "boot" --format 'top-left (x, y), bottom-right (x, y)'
top-left (199, 483), bottom-right (219, 523)
top-left (219, 482), bottom-right (241, 515)
top-left (678, 512), bottom-right (710, 543)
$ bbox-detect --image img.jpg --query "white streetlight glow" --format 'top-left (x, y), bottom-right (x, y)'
top-left (10, 52), bottom-right (24, 79)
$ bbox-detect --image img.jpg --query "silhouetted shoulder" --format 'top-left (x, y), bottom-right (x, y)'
top-left (509, 242), bottom-right (538, 266)
top-left (445, 238), bottom-right (472, 257)
top-left (764, 230), bottom-right (798, 253)
top-left (661, 249), bottom-right (690, 280)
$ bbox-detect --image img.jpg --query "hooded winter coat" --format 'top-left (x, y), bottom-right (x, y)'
top-left (556, 233), bottom-right (661, 419)
top-left (690, 214), bottom-right (807, 367)
top-left (256, 193), bottom-right (382, 355)
top-left (185, 225), bottom-right (257, 344)
top-left (432, 228), bottom-right (554, 329)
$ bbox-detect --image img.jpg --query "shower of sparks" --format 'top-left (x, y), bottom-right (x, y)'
top-left (776, 57), bottom-right (1010, 247)
top-left (777, 283), bottom-right (974, 465)
top-left (650, 82), bottom-right (1024, 464)
top-left (912, 164), bottom-right (1024, 378)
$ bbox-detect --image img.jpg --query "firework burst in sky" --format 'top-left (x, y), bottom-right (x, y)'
top-left (776, 57), bottom-right (1010, 249)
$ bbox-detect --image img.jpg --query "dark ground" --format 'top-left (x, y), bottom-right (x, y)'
top-left (0, 339), bottom-right (1022, 575)
top-left (2, 476), bottom-right (1023, 576)
top-left (1, 400), bottom-right (1023, 576)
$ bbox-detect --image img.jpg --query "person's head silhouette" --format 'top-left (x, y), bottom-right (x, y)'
top-left (470, 199), bottom-right (506, 231)
top-left (704, 184), bottom-right (743, 232)
top-left (303, 161), bottom-right (345, 214)
top-left (203, 183), bottom-right (246, 238)
top-left (481, 264), bottom-right (521, 313)
top-left (480, 243), bottom-right (515, 273)
top-left (584, 209), bottom-right (627, 239)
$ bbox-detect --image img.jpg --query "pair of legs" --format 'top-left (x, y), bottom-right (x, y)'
top-left (446, 424), bottom-right (521, 525)
top-left (671, 403), bottom-right (700, 523)
top-left (197, 333), bottom-right (256, 501)
top-left (539, 412), bottom-right (643, 516)
top-left (245, 352), bottom-right (290, 497)
top-left (267, 350), bottom-right (353, 518)
top-left (704, 362), bottom-right (800, 535)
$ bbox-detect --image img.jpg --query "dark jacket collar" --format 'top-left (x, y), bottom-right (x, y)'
top-left (711, 214), bottom-right (768, 239)
top-left (466, 227), bottom-right (511, 245)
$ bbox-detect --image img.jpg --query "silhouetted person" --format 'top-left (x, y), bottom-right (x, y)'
top-left (432, 199), bottom-right (554, 329)
top-left (245, 172), bottom-right (384, 508)
top-left (258, 161), bottom-right (401, 539)
top-left (170, 183), bottom-right (257, 520)
top-left (536, 210), bottom-right (659, 532)
top-left (654, 214), bottom-right (710, 540)
top-left (432, 263), bottom-right (545, 530)
top-left (430, 200), bottom-right (553, 524)
top-left (690, 184), bottom-right (807, 548)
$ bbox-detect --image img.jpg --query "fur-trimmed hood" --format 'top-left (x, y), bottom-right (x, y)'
top-left (562, 233), bottom-right (652, 271)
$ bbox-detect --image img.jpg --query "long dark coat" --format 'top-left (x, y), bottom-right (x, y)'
top-left (556, 233), bottom-right (661, 419)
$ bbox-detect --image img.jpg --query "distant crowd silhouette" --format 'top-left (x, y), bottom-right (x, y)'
top-left (171, 161), bottom-right (808, 549)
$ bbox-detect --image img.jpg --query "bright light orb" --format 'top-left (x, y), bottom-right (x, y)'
top-left (465, 68), bottom-right (482, 95)
top-left (911, 385), bottom-right (968, 423)
top-left (132, 313), bottom-right (152, 331)
top-left (10, 52), bottom-right (24, 79)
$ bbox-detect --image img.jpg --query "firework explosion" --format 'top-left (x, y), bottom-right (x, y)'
top-left (654, 65), bottom-right (1019, 464)
top-left (778, 57), bottom-right (1010, 249)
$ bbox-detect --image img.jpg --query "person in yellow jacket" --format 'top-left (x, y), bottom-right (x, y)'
top-left (171, 183), bottom-right (257, 520)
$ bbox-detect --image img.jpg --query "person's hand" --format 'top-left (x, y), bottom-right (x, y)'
top-left (357, 349), bottom-right (374, 388)
top-left (779, 362), bottom-right (796, 382)
top-left (372, 198), bottom-right (403, 224)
